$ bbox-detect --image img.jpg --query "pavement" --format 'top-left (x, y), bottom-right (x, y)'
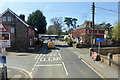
top-left (0, 63), bottom-right (32, 80)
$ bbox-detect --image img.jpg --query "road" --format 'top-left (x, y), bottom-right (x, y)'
top-left (5, 40), bottom-right (100, 78)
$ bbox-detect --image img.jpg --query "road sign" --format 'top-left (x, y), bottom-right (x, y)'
top-left (0, 33), bottom-right (10, 48)
top-left (0, 56), bottom-right (6, 63)
top-left (96, 38), bottom-right (103, 42)
top-left (0, 23), bottom-right (7, 32)
top-left (92, 52), bottom-right (97, 60)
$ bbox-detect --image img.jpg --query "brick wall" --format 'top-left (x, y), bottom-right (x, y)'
top-left (1, 11), bottom-right (28, 52)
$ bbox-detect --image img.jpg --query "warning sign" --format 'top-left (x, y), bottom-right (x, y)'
top-left (0, 23), bottom-right (7, 32)
top-left (0, 33), bottom-right (10, 48)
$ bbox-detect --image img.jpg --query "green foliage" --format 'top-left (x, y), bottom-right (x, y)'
top-left (65, 37), bottom-right (69, 42)
top-left (27, 10), bottom-right (47, 34)
top-left (64, 17), bottom-right (77, 32)
top-left (73, 41), bottom-right (76, 44)
top-left (112, 24), bottom-right (120, 40)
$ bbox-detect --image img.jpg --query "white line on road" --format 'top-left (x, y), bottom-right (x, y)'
top-left (36, 64), bottom-right (62, 67)
top-left (62, 62), bottom-right (68, 76)
top-left (8, 66), bottom-right (33, 78)
top-left (30, 54), bottom-right (42, 74)
top-left (56, 50), bottom-right (62, 59)
top-left (13, 75), bottom-right (21, 78)
top-left (33, 54), bottom-right (39, 59)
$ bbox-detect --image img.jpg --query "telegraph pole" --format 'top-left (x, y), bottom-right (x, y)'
top-left (91, 2), bottom-right (95, 48)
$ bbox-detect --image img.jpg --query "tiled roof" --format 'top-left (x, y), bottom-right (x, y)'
top-left (0, 8), bottom-right (29, 27)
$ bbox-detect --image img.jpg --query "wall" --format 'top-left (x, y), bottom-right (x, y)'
top-left (1, 11), bottom-right (28, 52)
top-left (90, 47), bottom-right (120, 56)
top-left (89, 47), bottom-right (120, 66)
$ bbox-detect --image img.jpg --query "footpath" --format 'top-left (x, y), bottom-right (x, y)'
top-left (61, 41), bottom-right (119, 80)
top-left (0, 64), bottom-right (32, 80)
top-left (78, 51), bottom-right (119, 78)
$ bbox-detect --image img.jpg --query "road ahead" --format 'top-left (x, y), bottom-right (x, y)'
top-left (6, 40), bottom-right (101, 78)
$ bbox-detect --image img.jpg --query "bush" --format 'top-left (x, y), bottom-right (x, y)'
top-left (76, 43), bottom-right (82, 48)
top-left (73, 41), bottom-right (76, 44)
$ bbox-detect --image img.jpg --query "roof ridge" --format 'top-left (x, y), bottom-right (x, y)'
top-left (0, 8), bottom-right (29, 27)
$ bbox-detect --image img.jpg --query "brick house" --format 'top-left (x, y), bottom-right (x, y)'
top-left (0, 8), bottom-right (35, 52)
top-left (72, 21), bottom-right (105, 46)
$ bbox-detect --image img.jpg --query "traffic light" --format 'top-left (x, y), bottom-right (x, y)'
top-left (0, 34), bottom-right (9, 40)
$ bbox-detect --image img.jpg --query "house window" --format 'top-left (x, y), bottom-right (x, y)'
top-left (11, 28), bottom-right (14, 33)
top-left (8, 17), bottom-right (11, 21)
top-left (2, 17), bottom-right (6, 21)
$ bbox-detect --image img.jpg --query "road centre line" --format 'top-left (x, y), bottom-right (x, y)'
top-left (36, 64), bottom-right (62, 67)
top-left (62, 62), bottom-right (68, 76)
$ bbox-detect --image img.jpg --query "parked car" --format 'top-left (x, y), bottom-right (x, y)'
top-left (47, 40), bottom-right (55, 49)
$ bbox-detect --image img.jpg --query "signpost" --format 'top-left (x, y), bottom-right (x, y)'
top-left (96, 38), bottom-right (103, 55)
top-left (92, 38), bottom-right (104, 61)
top-left (0, 23), bottom-right (10, 79)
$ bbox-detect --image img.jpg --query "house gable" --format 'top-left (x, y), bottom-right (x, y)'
top-left (0, 8), bottom-right (29, 27)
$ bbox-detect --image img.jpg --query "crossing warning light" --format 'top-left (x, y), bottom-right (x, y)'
top-left (0, 34), bottom-right (9, 40)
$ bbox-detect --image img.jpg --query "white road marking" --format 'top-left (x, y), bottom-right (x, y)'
top-left (33, 54), bottom-right (39, 59)
top-left (40, 58), bottom-right (46, 61)
top-left (62, 62), bottom-right (68, 76)
top-left (74, 52), bottom-right (79, 56)
top-left (13, 75), bottom-right (21, 78)
top-left (74, 51), bottom-right (83, 59)
top-left (53, 54), bottom-right (57, 56)
top-left (8, 66), bottom-right (32, 78)
top-left (30, 54), bottom-right (42, 74)
top-left (36, 64), bottom-right (62, 67)
top-left (40, 57), bottom-right (61, 61)
top-left (56, 50), bottom-right (62, 59)
top-left (50, 54), bottom-right (52, 56)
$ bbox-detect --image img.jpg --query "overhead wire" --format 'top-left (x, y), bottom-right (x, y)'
top-left (80, 8), bottom-right (91, 22)
top-left (95, 6), bottom-right (119, 14)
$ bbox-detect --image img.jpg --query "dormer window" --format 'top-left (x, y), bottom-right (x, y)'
top-left (8, 17), bottom-right (11, 21)
top-left (2, 17), bottom-right (6, 21)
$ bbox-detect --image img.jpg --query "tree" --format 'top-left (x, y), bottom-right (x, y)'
top-left (27, 10), bottom-right (47, 36)
top-left (46, 25), bottom-right (56, 34)
top-left (72, 18), bottom-right (78, 29)
top-left (64, 17), bottom-right (73, 30)
top-left (64, 17), bottom-right (77, 33)
top-left (99, 22), bottom-right (112, 38)
top-left (50, 17), bottom-right (64, 35)
top-left (112, 24), bottom-right (120, 40)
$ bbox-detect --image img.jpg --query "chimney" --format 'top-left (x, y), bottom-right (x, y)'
top-left (20, 14), bottom-right (25, 21)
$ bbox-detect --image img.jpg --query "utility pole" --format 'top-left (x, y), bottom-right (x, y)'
top-left (91, 2), bottom-right (95, 48)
